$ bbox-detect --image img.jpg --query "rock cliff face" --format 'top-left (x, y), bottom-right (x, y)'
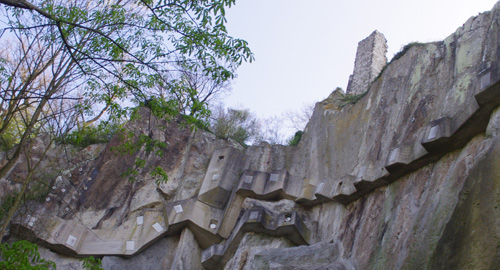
top-left (4, 2), bottom-right (500, 270)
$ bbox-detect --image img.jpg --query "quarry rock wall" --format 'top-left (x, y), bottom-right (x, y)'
top-left (4, 2), bottom-right (500, 270)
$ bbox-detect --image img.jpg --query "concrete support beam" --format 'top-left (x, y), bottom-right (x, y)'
top-left (201, 207), bottom-right (310, 270)
top-left (13, 209), bottom-right (168, 257)
top-left (198, 148), bottom-right (243, 209)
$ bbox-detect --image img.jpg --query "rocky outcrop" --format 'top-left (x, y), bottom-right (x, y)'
top-left (4, 2), bottom-right (500, 270)
top-left (252, 242), bottom-right (354, 270)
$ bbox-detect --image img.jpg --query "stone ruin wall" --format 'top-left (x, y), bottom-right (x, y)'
top-left (3, 2), bottom-right (500, 270)
top-left (346, 30), bottom-right (388, 95)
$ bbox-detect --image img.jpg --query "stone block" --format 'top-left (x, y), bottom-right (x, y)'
top-left (386, 141), bottom-right (429, 172)
top-left (198, 148), bottom-right (243, 208)
top-left (276, 212), bottom-right (310, 245)
top-left (360, 164), bottom-right (389, 182)
top-left (476, 62), bottom-right (500, 106)
top-left (236, 169), bottom-right (290, 199)
top-left (478, 61), bottom-right (498, 87)
top-left (201, 244), bottom-right (224, 270)
top-left (331, 175), bottom-right (357, 205)
top-left (165, 199), bottom-right (224, 248)
top-left (296, 178), bottom-right (318, 201)
top-left (311, 181), bottom-right (335, 205)
top-left (236, 170), bottom-right (268, 195)
top-left (353, 164), bottom-right (390, 193)
top-left (313, 182), bottom-right (328, 198)
top-left (480, 70), bottom-right (491, 90)
top-left (264, 169), bottom-right (288, 194)
top-left (201, 207), bottom-right (310, 270)
top-left (55, 220), bottom-right (87, 252)
top-left (421, 117), bottom-right (453, 151)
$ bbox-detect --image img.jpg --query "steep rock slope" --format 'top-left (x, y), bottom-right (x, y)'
top-left (4, 2), bottom-right (500, 270)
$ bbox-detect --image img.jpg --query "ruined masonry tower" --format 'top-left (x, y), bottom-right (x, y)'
top-left (346, 30), bottom-right (388, 95)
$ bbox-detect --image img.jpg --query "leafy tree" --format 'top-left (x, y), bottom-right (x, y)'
top-left (59, 119), bottom-right (124, 148)
top-left (210, 106), bottom-right (261, 146)
top-left (0, 116), bottom-right (75, 238)
top-left (80, 256), bottom-right (103, 270)
top-left (0, 192), bottom-right (17, 223)
top-left (0, 31), bottom-right (78, 177)
top-left (0, 0), bottom-right (252, 241)
top-left (147, 61), bottom-right (233, 118)
top-left (209, 105), bottom-right (312, 146)
top-left (0, 240), bottom-right (56, 269)
top-left (287, 130), bottom-right (303, 146)
top-left (0, 0), bottom-right (253, 175)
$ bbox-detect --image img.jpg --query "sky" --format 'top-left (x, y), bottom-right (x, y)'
top-left (222, 0), bottom-right (498, 122)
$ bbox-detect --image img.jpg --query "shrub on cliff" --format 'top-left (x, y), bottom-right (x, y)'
top-left (0, 240), bottom-right (55, 270)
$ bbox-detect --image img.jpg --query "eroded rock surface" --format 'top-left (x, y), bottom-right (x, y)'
top-left (3, 2), bottom-right (500, 270)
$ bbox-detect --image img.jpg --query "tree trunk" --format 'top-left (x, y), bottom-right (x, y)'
top-left (0, 169), bottom-right (33, 239)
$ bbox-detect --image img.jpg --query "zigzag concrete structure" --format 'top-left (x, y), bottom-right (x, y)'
top-left (12, 147), bottom-right (315, 260)
top-left (14, 209), bottom-right (167, 257)
top-left (316, 63), bottom-right (500, 205)
top-left (12, 41), bottom-right (500, 260)
top-left (7, 6), bottom-right (500, 268)
top-left (201, 208), bottom-right (309, 270)
top-left (13, 64), bottom-right (500, 257)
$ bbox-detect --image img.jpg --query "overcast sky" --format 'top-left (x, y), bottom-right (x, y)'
top-left (222, 0), bottom-right (498, 121)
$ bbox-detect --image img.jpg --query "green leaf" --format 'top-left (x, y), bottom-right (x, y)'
top-left (0, 241), bottom-right (56, 270)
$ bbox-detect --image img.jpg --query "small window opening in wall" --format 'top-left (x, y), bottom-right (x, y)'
top-left (284, 213), bottom-right (292, 222)
top-left (338, 181), bottom-right (343, 187)
top-left (218, 155), bottom-right (224, 161)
